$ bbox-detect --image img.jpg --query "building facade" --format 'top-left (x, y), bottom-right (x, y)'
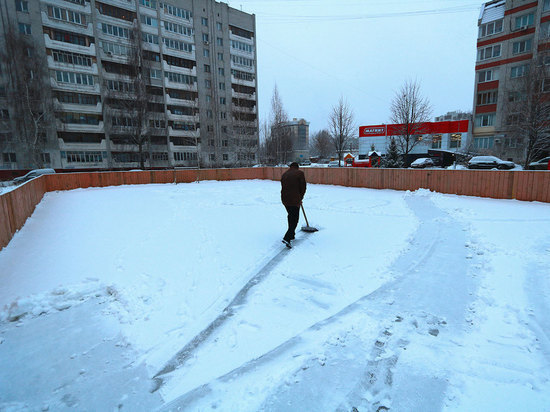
top-left (358, 120), bottom-right (470, 158)
top-left (0, 0), bottom-right (258, 171)
top-left (473, 0), bottom-right (549, 163)
top-left (271, 118), bottom-right (309, 164)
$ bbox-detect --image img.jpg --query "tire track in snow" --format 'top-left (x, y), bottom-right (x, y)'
top-left (155, 194), bottom-right (478, 410)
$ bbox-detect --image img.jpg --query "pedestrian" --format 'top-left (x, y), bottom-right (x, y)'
top-left (280, 162), bottom-right (306, 248)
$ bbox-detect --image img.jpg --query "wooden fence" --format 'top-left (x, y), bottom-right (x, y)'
top-left (1, 167), bottom-right (549, 251)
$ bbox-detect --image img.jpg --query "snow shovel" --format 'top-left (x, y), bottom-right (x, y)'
top-left (301, 204), bottom-right (318, 232)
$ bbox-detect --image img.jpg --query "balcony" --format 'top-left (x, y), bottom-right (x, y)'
top-left (231, 75), bottom-right (255, 87)
top-left (41, 12), bottom-right (94, 37)
top-left (57, 138), bottom-right (107, 151)
top-left (168, 127), bottom-right (199, 138)
top-left (162, 61), bottom-right (196, 76)
top-left (166, 111), bottom-right (197, 122)
top-left (232, 90), bottom-right (256, 100)
top-left (229, 31), bottom-right (254, 44)
top-left (165, 94), bottom-right (198, 106)
top-left (164, 78), bottom-right (198, 91)
top-left (47, 56), bottom-right (99, 75)
top-left (44, 33), bottom-right (96, 56)
top-left (57, 120), bottom-right (105, 133)
top-left (54, 100), bottom-right (102, 114)
top-left (232, 105), bottom-right (257, 114)
top-left (161, 44), bottom-right (195, 60)
top-left (50, 77), bottom-right (101, 94)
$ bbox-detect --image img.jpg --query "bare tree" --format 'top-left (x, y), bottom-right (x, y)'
top-left (104, 23), bottom-right (167, 169)
top-left (328, 96), bottom-right (355, 166)
top-left (390, 79), bottom-right (432, 166)
top-left (267, 84), bottom-right (292, 165)
top-left (0, 24), bottom-right (53, 168)
top-left (310, 129), bottom-right (332, 159)
top-left (504, 55), bottom-right (550, 167)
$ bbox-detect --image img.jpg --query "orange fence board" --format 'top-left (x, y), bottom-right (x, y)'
top-left (2, 167), bottom-right (550, 251)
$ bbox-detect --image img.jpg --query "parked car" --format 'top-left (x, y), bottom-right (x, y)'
top-left (299, 160), bottom-right (311, 166)
top-left (410, 157), bottom-right (435, 168)
top-left (528, 157), bottom-right (550, 170)
top-left (327, 160), bottom-right (341, 167)
top-left (467, 156), bottom-right (515, 170)
top-left (13, 168), bottom-right (56, 184)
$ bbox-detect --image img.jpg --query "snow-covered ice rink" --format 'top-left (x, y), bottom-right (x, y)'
top-left (1, 180), bottom-right (549, 411)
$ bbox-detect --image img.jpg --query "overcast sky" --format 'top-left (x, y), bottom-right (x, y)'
top-left (225, 0), bottom-right (487, 135)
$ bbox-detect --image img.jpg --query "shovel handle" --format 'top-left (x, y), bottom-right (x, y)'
top-left (300, 204), bottom-right (310, 227)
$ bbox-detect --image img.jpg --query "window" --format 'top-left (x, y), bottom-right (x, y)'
top-left (149, 68), bottom-right (162, 79)
top-left (207, 109), bottom-right (213, 118)
top-left (218, 68), bottom-right (225, 76)
top-left (18, 23), bottom-right (31, 34)
top-left (219, 82), bottom-right (225, 90)
top-left (174, 152), bottom-right (197, 161)
top-left (222, 140), bottom-right (228, 147)
top-left (477, 90), bottom-right (498, 105)
top-left (107, 80), bottom-right (133, 92)
top-left (508, 91), bottom-right (523, 102)
top-left (449, 133), bottom-right (462, 148)
top-left (152, 152), bottom-right (168, 161)
top-left (162, 4), bottom-right (192, 20)
top-left (545, 0), bottom-right (550, 11)
top-left (230, 55), bottom-right (254, 67)
top-left (231, 40), bottom-right (254, 53)
top-left (216, 22), bottom-right (222, 31)
top-left (515, 13), bottom-right (534, 30)
top-left (0, 109), bottom-right (9, 119)
top-left (66, 151), bottom-right (102, 163)
top-left (164, 71), bottom-right (196, 84)
top-left (512, 39), bottom-right (532, 55)
top-left (163, 21), bottom-right (193, 36)
top-left (209, 153), bottom-right (216, 161)
top-left (201, 17), bottom-right (208, 26)
top-left (220, 97), bottom-right (226, 105)
top-left (102, 23), bottom-right (129, 38)
top-left (479, 19), bottom-right (503, 38)
top-left (163, 38), bottom-right (193, 53)
top-left (59, 112), bottom-right (100, 125)
top-left (431, 134), bottom-right (442, 149)
top-left (475, 113), bottom-right (496, 127)
top-left (54, 91), bottom-right (101, 105)
top-left (202, 33), bottom-right (209, 42)
top-left (208, 139), bottom-right (215, 146)
top-left (205, 79), bottom-right (211, 88)
top-left (47, 6), bottom-right (86, 25)
top-left (141, 15), bottom-right (158, 28)
top-left (3, 153), bottom-right (16, 163)
top-left (207, 125), bottom-right (213, 132)
top-left (140, 0), bottom-right (157, 9)
top-left (223, 154), bottom-right (228, 161)
top-left (473, 136), bottom-right (494, 149)
top-left (142, 32), bottom-right (158, 44)
top-left (217, 52), bottom-right (223, 61)
top-left (101, 40), bottom-right (129, 56)
top-left (15, 1), bottom-right (28, 13)
top-left (204, 64), bottom-right (211, 73)
top-left (203, 49), bottom-right (210, 57)
top-left (52, 29), bottom-right (88, 46)
top-left (52, 49), bottom-right (92, 66)
top-left (477, 44), bottom-right (501, 61)
top-left (505, 138), bottom-right (518, 148)
top-left (511, 64), bottom-right (529, 78)
top-left (41, 153), bottom-right (51, 163)
top-left (206, 95), bottom-right (211, 102)
top-left (220, 112), bottom-right (226, 119)
top-left (231, 69), bottom-right (255, 82)
top-left (217, 37), bottom-right (223, 46)
top-left (55, 70), bottom-right (95, 86)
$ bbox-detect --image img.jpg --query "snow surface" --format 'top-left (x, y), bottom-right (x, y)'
top-left (0, 180), bottom-right (549, 411)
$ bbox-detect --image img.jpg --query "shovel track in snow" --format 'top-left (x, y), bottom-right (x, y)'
top-left (151, 238), bottom-right (304, 392)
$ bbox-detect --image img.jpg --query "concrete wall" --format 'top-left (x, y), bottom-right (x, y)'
top-left (1, 168), bottom-right (549, 251)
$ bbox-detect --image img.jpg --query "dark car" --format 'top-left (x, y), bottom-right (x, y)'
top-left (467, 156), bottom-right (515, 170)
top-left (410, 157), bottom-right (435, 168)
top-left (528, 157), bottom-right (550, 170)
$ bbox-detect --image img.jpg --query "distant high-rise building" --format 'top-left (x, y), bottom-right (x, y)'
top-left (473, 0), bottom-right (549, 163)
top-left (0, 0), bottom-right (259, 170)
top-left (271, 118), bottom-right (310, 163)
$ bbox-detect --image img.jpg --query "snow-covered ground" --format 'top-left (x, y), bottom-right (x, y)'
top-left (0, 180), bottom-right (549, 411)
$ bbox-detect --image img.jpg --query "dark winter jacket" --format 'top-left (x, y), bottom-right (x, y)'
top-left (281, 167), bottom-right (306, 206)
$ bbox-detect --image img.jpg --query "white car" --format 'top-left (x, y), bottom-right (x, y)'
top-left (410, 158), bottom-right (435, 168)
top-left (327, 160), bottom-right (341, 167)
top-left (13, 168), bottom-right (56, 184)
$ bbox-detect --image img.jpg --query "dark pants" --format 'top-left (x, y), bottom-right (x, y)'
top-left (284, 205), bottom-right (300, 242)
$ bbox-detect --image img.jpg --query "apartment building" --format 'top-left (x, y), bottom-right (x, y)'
top-left (0, 0), bottom-right (258, 170)
top-left (473, 0), bottom-right (549, 162)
